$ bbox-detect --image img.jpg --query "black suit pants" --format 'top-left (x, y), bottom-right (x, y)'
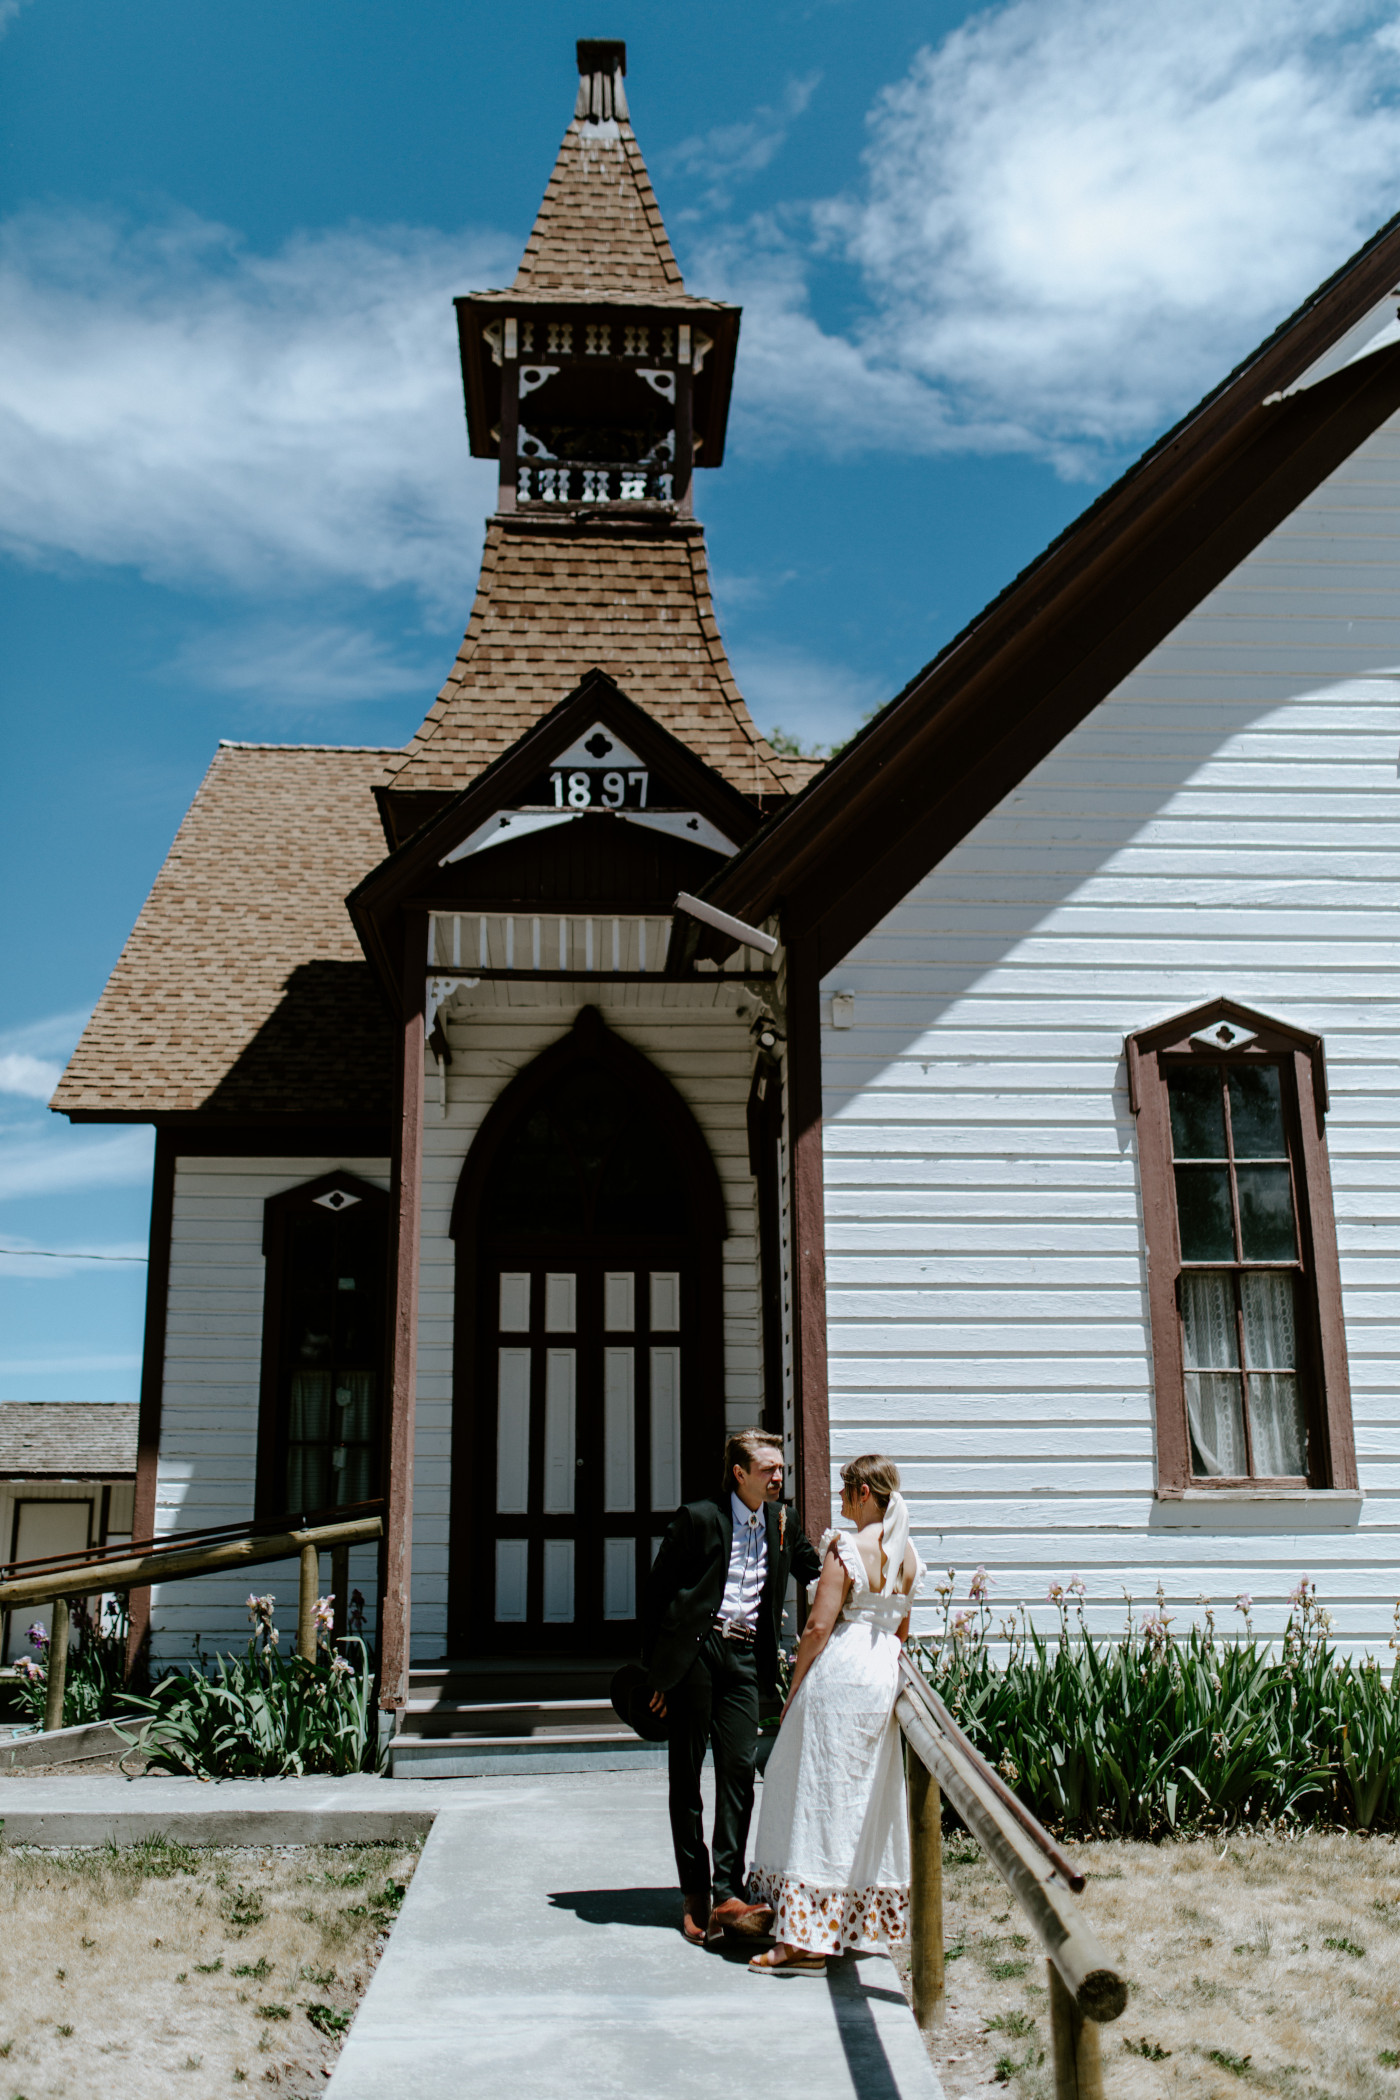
top-left (666, 1627), bottom-right (759, 1903)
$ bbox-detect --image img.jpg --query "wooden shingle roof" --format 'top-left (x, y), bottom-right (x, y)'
top-left (0, 1402), bottom-right (137, 1478)
top-left (508, 106), bottom-right (687, 302)
top-left (53, 745), bottom-right (396, 1122)
top-left (383, 514), bottom-right (817, 800)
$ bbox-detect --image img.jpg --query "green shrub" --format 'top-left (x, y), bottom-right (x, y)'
top-left (11, 1598), bottom-right (132, 1729)
top-left (116, 1595), bottom-right (379, 1779)
top-left (916, 1572), bottom-right (1400, 1838)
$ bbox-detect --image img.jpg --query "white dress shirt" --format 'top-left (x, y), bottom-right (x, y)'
top-left (719, 1490), bottom-right (768, 1627)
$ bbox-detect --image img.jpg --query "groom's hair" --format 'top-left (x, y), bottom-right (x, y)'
top-left (723, 1428), bottom-right (784, 1488)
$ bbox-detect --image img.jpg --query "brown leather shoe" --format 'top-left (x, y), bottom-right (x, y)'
top-left (707, 1897), bottom-right (775, 1942)
top-left (681, 1892), bottom-right (711, 1945)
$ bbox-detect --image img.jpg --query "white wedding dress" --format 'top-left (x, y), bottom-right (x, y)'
top-left (747, 1499), bottom-right (925, 1954)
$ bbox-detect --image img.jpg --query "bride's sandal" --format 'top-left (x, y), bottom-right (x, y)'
top-left (748, 1945), bottom-right (827, 1975)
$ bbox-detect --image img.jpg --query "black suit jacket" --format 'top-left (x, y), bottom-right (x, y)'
top-left (641, 1495), bottom-right (823, 1696)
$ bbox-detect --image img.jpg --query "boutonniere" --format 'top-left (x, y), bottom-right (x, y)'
top-left (778, 1505), bottom-right (787, 1551)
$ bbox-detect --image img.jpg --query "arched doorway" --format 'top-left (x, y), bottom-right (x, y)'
top-left (449, 1009), bottom-right (726, 1656)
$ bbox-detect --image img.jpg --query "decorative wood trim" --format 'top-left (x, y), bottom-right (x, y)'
top-left (1126, 999), bottom-right (1356, 1495)
top-left (785, 942), bottom-right (831, 1543)
top-left (446, 1005), bottom-right (728, 1658)
top-left (254, 1171), bottom-right (392, 1522)
top-left (126, 1130), bottom-right (175, 1677)
top-left (379, 914), bottom-right (427, 1709)
top-left (349, 669), bottom-right (766, 1001)
top-left (1290, 1046), bottom-right (1356, 1489)
top-left (747, 1059), bottom-right (785, 1438)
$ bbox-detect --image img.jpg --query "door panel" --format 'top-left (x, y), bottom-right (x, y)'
top-left (475, 1248), bottom-right (699, 1653)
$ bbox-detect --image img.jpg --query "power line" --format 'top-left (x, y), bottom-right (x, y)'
top-left (0, 1246), bottom-right (148, 1264)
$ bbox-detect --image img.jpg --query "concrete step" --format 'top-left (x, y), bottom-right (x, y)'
top-left (388, 1730), bottom-right (664, 1779)
top-left (398, 1697), bottom-right (623, 1741)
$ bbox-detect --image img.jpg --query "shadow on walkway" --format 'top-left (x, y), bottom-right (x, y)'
top-left (548, 1886), bottom-right (678, 1931)
top-left (828, 1957), bottom-right (908, 2100)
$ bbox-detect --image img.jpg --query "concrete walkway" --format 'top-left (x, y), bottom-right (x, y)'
top-left (328, 1769), bottom-right (943, 2100)
top-left (0, 1772), bottom-right (468, 1844)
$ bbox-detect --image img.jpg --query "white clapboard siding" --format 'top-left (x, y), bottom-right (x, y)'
top-left (820, 409), bottom-right (1400, 1658)
top-left (416, 990), bottom-right (764, 1658)
top-left (149, 1156), bottom-right (389, 1671)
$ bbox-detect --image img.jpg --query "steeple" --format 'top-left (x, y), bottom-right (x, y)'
top-left (454, 39), bottom-right (740, 512)
top-left (381, 43), bottom-right (813, 822)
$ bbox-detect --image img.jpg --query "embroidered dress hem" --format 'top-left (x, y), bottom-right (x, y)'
top-left (748, 1867), bottom-right (909, 1954)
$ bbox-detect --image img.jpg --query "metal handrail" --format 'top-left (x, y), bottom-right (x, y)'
top-left (896, 1652), bottom-right (1125, 2099)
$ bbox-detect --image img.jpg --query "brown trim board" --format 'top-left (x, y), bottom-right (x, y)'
top-left (126, 1129), bottom-right (176, 1677)
top-left (785, 941), bottom-right (831, 1543)
top-left (379, 913), bottom-right (427, 1709)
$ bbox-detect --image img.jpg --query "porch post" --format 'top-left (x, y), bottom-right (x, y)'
top-left (126, 1129), bottom-right (175, 1680)
top-left (380, 911), bottom-right (426, 1710)
top-left (785, 937), bottom-right (831, 1545)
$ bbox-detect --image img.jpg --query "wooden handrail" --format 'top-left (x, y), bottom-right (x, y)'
top-left (5, 1510), bottom-right (385, 1735)
top-left (0, 1513), bottom-right (384, 1612)
top-left (0, 1498), bottom-right (385, 1578)
top-left (896, 1653), bottom-right (1125, 2099)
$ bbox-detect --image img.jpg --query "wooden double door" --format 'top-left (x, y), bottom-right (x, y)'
top-left (449, 1009), bottom-right (728, 1658)
top-left (475, 1243), bottom-right (696, 1650)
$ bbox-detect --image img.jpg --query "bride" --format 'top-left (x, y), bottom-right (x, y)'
top-left (746, 1453), bottom-right (924, 1975)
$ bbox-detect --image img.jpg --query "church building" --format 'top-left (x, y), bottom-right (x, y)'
top-left (54, 40), bottom-right (1400, 1751)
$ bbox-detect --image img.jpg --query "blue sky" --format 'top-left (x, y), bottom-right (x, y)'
top-left (6, 0), bottom-right (1400, 1403)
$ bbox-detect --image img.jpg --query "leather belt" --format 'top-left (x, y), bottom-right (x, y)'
top-left (712, 1615), bottom-right (756, 1645)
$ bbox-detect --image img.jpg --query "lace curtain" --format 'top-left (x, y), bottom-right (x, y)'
top-left (1180, 1271), bottom-right (1306, 1478)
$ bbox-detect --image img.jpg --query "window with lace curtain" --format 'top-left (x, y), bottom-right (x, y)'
top-left (1126, 1001), bottom-right (1356, 1494)
top-left (256, 1172), bottom-right (389, 1519)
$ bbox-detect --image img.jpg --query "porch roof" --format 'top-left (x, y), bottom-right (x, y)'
top-left (0, 1403), bottom-right (137, 1479)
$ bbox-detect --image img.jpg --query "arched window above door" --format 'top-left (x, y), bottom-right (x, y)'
top-left (482, 1062), bottom-right (692, 1238)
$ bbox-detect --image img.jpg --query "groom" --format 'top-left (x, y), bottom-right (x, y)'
top-left (641, 1429), bottom-right (823, 1946)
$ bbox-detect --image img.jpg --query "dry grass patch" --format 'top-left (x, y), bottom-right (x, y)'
top-left (897, 1830), bottom-right (1400, 2097)
top-left (0, 1834), bottom-right (420, 2098)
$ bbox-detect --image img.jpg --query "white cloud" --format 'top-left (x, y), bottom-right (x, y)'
top-left (0, 1053), bottom-right (61, 1101)
top-left (0, 1008), bottom-right (92, 1061)
top-left (0, 1128), bottom-right (154, 1202)
top-left (729, 639), bottom-right (887, 750)
top-left (719, 0), bottom-right (1400, 467)
top-left (168, 617), bottom-right (441, 707)
top-left (0, 209), bottom-right (509, 613)
top-left (665, 73), bottom-right (822, 211)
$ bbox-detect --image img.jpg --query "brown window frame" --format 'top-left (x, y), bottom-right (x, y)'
top-left (1126, 998), bottom-right (1356, 1495)
top-left (255, 1170), bottom-right (392, 1521)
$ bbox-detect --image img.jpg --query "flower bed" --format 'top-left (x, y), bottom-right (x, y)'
top-left (917, 1572), bottom-right (1400, 1837)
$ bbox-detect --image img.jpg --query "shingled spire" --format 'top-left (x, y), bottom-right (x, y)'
top-left (511, 40), bottom-right (685, 298)
top-left (380, 42), bottom-right (815, 828)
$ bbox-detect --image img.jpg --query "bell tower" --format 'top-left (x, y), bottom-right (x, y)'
top-left (454, 39), bottom-right (740, 516)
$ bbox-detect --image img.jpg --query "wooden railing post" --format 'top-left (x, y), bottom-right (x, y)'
top-left (297, 1543), bottom-right (319, 1661)
top-left (1048, 1961), bottom-right (1104, 2100)
top-left (907, 1752), bottom-right (945, 2029)
top-left (43, 1598), bottom-right (70, 1732)
top-left (331, 1542), bottom-right (349, 1644)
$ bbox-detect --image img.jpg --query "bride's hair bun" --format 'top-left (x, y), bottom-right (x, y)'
top-left (839, 1453), bottom-right (900, 1509)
